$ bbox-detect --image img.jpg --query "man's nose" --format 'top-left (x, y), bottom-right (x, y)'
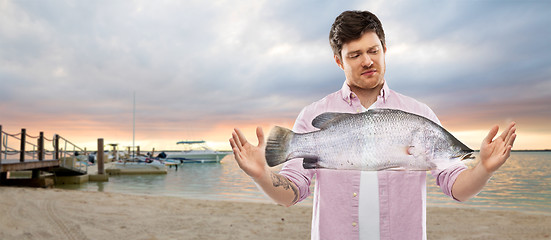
top-left (361, 55), bottom-right (374, 68)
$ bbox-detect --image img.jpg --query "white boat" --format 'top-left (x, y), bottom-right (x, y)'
top-left (107, 158), bottom-right (167, 174)
top-left (165, 141), bottom-right (229, 163)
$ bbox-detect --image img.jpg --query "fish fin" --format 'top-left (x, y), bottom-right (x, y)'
top-left (366, 108), bottom-right (395, 115)
top-left (438, 125), bottom-right (473, 153)
top-left (459, 152), bottom-right (475, 161)
top-left (302, 158), bottom-right (322, 169)
top-left (311, 112), bottom-right (351, 129)
top-left (385, 167), bottom-right (407, 171)
top-left (449, 133), bottom-right (473, 153)
top-left (265, 126), bottom-right (295, 167)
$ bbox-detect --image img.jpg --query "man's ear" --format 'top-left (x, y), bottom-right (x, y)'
top-left (334, 55), bottom-right (344, 70)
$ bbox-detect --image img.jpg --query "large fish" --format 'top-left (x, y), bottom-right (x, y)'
top-left (265, 108), bottom-right (473, 171)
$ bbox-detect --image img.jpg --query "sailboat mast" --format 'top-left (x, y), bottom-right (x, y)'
top-left (132, 91), bottom-right (135, 159)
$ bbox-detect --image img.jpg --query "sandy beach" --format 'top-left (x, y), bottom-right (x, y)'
top-left (0, 187), bottom-right (549, 240)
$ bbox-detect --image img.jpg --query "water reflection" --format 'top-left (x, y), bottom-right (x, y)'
top-left (57, 152), bottom-right (550, 214)
top-left (426, 152), bottom-right (551, 214)
top-left (58, 157), bottom-right (276, 203)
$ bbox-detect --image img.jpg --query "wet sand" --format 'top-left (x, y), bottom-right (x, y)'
top-left (0, 187), bottom-right (549, 239)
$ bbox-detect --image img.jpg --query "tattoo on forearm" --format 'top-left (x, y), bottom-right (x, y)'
top-left (271, 172), bottom-right (299, 204)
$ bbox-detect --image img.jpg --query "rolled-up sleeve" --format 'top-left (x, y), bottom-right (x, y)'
top-left (431, 164), bottom-right (467, 201)
top-left (421, 104), bottom-right (468, 201)
top-left (278, 107), bottom-right (317, 203)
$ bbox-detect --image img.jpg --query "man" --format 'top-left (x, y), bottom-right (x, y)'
top-left (230, 10), bottom-right (516, 240)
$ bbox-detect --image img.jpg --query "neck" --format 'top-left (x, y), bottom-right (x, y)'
top-left (348, 83), bottom-right (384, 108)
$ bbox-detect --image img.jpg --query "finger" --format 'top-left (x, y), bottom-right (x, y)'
top-left (497, 123), bottom-right (512, 141)
top-left (484, 125), bottom-right (499, 144)
top-left (504, 125), bottom-right (516, 147)
top-left (229, 134), bottom-right (236, 147)
top-left (501, 122), bottom-right (516, 143)
top-left (235, 128), bottom-right (249, 146)
top-left (508, 132), bottom-right (517, 148)
top-left (503, 145), bottom-right (512, 159)
top-left (232, 131), bottom-right (244, 152)
top-left (229, 139), bottom-right (242, 162)
top-left (256, 126), bottom-right (266, 148)
top-left (229, 138), bottom-right (237, 151)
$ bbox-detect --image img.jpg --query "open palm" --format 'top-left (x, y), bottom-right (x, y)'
top-left (229, 127), bottom-right (269, 180)
top-left (479, 122), bottom-right (517, 173)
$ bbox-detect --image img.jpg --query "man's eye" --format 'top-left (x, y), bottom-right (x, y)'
top-left (349, 54), bottom-right (359, 58)
top-left (369, 50), bottom-right (379, 54)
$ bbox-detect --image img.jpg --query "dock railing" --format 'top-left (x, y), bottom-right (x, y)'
top-left (1, 128), bottom-right (52, 163)
top-left (56, 135), bottom-right (88, 174)
top-left (1, 125), bottom-right (88, 174)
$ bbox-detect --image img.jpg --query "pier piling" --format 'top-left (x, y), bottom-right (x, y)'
top-left (98, 138), bottom-right (104, 175)
top-left (20, 128), bottom-right (26, 162)
top-left (54, 134), bottom-right (60, 160)
top-left (0, 125), bottom-right (3, 164)
top-left (38, 131), bottom-right (44, 161)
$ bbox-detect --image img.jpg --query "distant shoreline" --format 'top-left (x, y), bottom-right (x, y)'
top-left (511, 149), bottom-right (551, 152)
top-left (162, 149), bottom-right (551, 153)
top-left (471, 149), bottom-right (551, 152)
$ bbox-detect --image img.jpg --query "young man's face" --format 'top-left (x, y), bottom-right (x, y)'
top-left (335, 31), bottom-right (386, 91)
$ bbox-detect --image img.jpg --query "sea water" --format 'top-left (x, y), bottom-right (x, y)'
top-left (58, 152), bottom-right (551, 215)
top-left (427, 151), bottom-right (551, 214)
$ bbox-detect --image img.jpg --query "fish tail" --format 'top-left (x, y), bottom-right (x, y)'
top-left (265, 126), bottom-right (295, 167)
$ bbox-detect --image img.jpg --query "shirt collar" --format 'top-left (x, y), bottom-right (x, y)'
top-left (340, 80), bottom-right (389, 105)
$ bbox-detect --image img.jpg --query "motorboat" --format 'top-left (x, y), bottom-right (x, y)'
top-left (105, 155), bottom-right (167, 175)
top-left (165, 140), bottom-right (229, 163)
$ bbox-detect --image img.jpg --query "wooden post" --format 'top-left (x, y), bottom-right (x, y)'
top-left (97, 138), bottom-right (104, 175)
top-left (20, 128), bottom-right (26, 162)
top-left (137, 146), bottom-right (140, 156)
top-left (54, 134), bottom-right (60, 160)
top-left (38, 131), bottom-right (44, 161)
top-left (0, 125), bottom-right (3, 165)
top-left (151, 147), bottom-right (155, 158)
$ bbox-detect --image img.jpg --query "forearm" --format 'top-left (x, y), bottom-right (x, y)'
top-left (451, 161), bottom-right (493, 202)
top-left (253, 170), bottom-right (300, 207)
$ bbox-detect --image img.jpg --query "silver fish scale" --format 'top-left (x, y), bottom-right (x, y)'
top-left (288, 109), bottom-right (463, 171)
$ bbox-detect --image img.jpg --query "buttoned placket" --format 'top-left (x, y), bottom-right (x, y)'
top-left (354, 187), bottom-right (360, 228)
top-left (348, 93), bottom-right (362, 234)
top-left (349, 93), bottom-right (363, 113)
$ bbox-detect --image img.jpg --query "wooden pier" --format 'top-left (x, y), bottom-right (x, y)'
top-left (1, 125), bottom-right (90, 186)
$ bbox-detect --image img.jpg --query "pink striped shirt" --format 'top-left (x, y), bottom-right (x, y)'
top-left (279, 81), bottom-right (467, 240)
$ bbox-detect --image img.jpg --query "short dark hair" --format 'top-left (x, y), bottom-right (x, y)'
top-left (329, 10), bottom-right (386, 61)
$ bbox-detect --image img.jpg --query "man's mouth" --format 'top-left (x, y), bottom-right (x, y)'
top-left (361, 69), bottom-right (377, 76)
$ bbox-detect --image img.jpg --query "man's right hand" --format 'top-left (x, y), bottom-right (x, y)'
top-left (229, 127), bottom-right (269, 180)
top-left (229, 127), bottom-right (300, 207)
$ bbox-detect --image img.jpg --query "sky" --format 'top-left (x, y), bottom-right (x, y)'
top-left (1, 0), bottom-right (550, 152)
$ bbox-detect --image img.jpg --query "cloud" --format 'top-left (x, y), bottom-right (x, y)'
top-left (1, 0), bottom-right (550, 149)
top-left (374, 1), bottom-right (551, 130)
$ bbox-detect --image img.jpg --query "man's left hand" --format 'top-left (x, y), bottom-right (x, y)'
top-left (479, 122), bottom-right (517, 173)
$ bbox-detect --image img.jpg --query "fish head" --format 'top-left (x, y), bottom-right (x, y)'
top-left (421, 125), bottom-right (474, 168)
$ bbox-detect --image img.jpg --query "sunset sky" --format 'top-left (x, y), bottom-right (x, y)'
top-left (1, 0), bottom-right (550, 152)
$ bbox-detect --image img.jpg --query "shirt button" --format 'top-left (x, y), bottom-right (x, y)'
top-left (356, 108), bottom-right (361, 113)
top-left (353, 192), bottom-right (357, 197)
top-left (352, 222), bottom-right (357, 227)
